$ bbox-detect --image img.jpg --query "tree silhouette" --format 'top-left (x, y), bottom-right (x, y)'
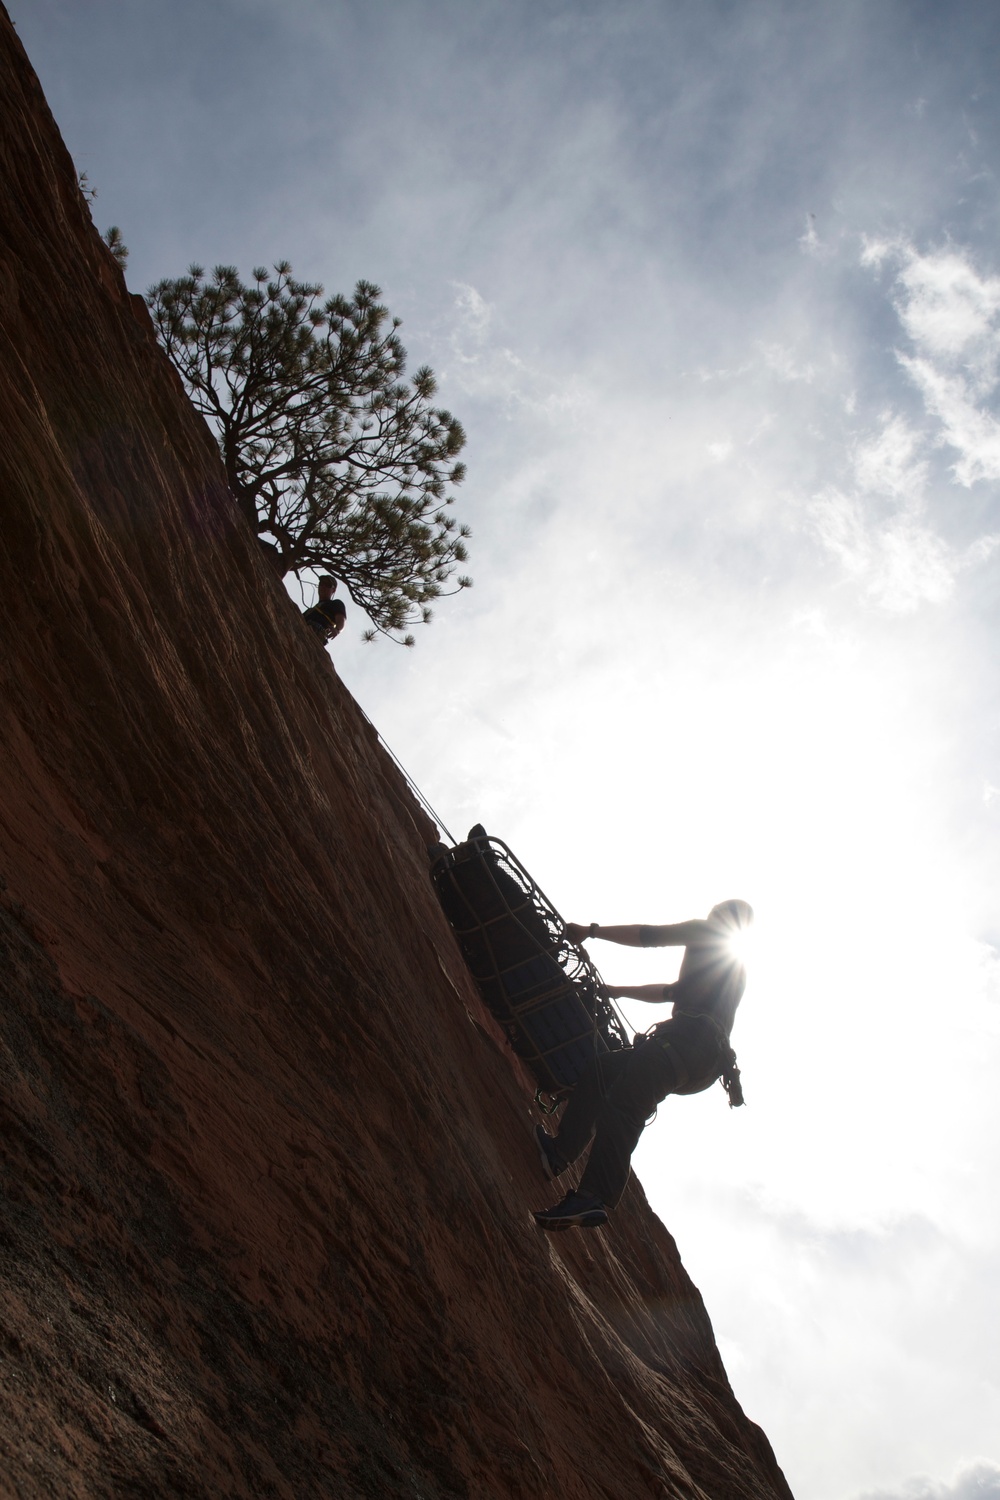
top-left (148, 263), bottom-right (470, 642)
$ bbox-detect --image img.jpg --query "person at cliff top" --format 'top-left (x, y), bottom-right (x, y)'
top-left (532, 900), bottom-right (753, 1231)
top-left (302, 576), bottom-right (346, 643)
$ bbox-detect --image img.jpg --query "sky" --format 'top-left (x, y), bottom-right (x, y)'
top-left (10, 2), bottom-right (1000, 1497)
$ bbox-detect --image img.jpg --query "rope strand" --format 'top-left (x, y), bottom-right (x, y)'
top-left (356, 705), bottom-right (459, 846)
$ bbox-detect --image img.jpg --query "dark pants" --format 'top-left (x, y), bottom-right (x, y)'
top-left (553, 1039), bottom-right (681, 1209)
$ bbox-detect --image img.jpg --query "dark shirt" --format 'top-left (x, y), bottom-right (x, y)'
top-left (303, 598), bottom-right (346, 640)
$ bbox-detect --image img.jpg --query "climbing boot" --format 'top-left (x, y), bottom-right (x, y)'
top-left (532, 1191), bottom-right (608, 1231)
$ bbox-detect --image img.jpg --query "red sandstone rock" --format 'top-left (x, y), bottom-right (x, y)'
top-left (0, 10), bottom-right (793, 1496)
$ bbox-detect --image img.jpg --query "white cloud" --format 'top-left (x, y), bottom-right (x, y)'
top-left (450, 280), bottom-right (493, 341)
top-left (852, 1461), bottom-right (1000, 1500)
top-left (808, 483), bottom-right (955, 612)
top-left (860, 234), bottom-right (901, 270)
top-left (810, 242), bottom-right (1000, 608)
top-left (965, 532), bottom-right (1000, 563)
top-left (760, 340), bottom-right (817, 384)
top-left (441, 281), bottom-right (591, 424)
top-left (897, 356), bottom-right (1000, 485)
top-left (870, 520), bottom-right (954, 609)
top-left (852, 415), bottom-right (927, 499)
top-left (865, 242), bottom-right (1000, 486)
top-left (809, 486), bottom-right (871, 578)
top-left (895, 251), bottom-right (1000, 375)
top-left (799, 214), bottom-right (821, 255)
top-left (888, 534), bottom-right (952, 606)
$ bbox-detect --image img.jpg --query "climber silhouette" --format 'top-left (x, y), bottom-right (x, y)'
top-left (533, 900), bottom-right (753, 1230)
top-left (302, 575), bottom-right (347, 643)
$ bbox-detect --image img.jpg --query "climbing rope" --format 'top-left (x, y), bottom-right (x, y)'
top-left (356, 705), bottom-right (459, 846)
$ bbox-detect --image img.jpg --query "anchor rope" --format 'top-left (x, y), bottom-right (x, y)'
top-left (356, 705), bottom-right (459, 847)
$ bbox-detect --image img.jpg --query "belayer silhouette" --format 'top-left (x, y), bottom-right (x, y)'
top-left (302, 575), bottom-right (346, 643)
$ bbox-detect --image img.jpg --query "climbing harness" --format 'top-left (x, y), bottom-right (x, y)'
top-left (637, 1012), bottom-right (746, 1109)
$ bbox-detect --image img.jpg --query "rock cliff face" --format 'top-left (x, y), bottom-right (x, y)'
top-left (0, 12), bottom-right (793, 1497)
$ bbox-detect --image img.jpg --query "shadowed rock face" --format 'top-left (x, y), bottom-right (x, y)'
top-left (0, 11), bottom-right (793, 1497)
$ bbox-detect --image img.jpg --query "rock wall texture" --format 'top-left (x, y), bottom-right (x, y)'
top-left (0, 11), bottom-right (793, 1497)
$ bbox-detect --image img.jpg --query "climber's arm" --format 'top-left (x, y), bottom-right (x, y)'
top-left (604, 983), bottom-right (674, 1003)
top-left (564, 923), bottom-right (645, 946)
top-left (565, 920), bottom-right (711, 947)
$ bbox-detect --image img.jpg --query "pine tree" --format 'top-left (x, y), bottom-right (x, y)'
top-left (147, 263), bottom-right (470, 642)
top-left (103, 226), bottom-right (129, 270)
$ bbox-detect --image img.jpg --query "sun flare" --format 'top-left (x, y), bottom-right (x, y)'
top-left (725, 925), bottom-right (754, 964)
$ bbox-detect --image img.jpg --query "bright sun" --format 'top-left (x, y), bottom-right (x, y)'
top-left (726, 925), bottom-right (754, 964)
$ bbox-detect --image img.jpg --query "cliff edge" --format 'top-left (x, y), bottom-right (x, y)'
top-left (0, 12), bottom-right (793, 1497)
